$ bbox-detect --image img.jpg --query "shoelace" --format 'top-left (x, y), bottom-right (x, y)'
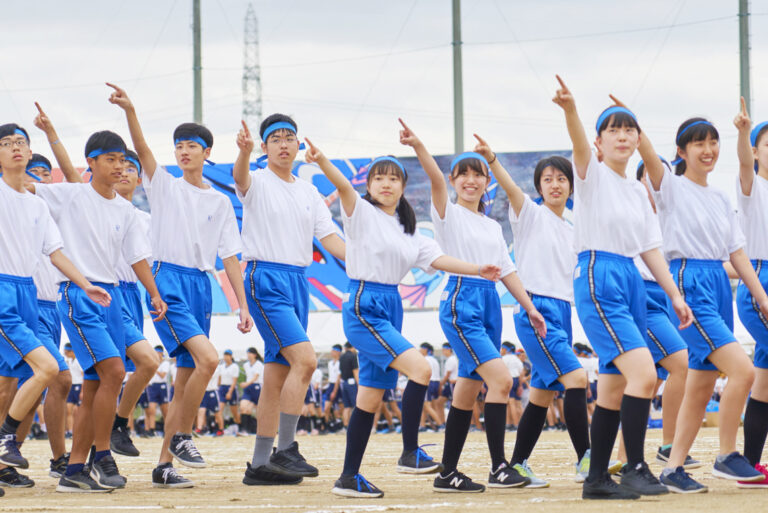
top-left (178, 438), bottom-right (202, 458)
top-left (161, 466), bottom-right (181, 483)
top-left (98, 456), bottom-right (119, 476)
top-left (1, 435), bottom-right (21, 456)
top-left (354, 473), bottom-right (375, 492)
top-left (414, 444), bottom-right (436, 466)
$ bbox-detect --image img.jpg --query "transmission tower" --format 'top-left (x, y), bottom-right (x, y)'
top-left (242, 3), bottom-right (262, 131)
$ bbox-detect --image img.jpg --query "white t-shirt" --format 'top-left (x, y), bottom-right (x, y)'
top-left (431, 201), bottom-right (515, 278)
top-left (633, 255), bottom-right (655, 282)
top-left (169, 363), bottom-right (177, 384)
top-left (207, 365), bottom-right (221, 391)
top-left (150, 360), bottom-right (170, 384)
top-left (327, 359), bottom-right (341, 385)
top-left (67, 357), bottom-right (83, 385)
top-left (652, 167), bottom-right (745, 261)
top-left (219, 362), bottom-right (240, 387)
top-left (311, 368), bottom-right (323, 389)
top-left (443, 354), bottom-right (458, 381)
top-left (426, 355), bottom-right (440, 381)
top-left (737, 175), bottom-right (768, 260)
top-left (582, 356), bottom-right (599, 382)
top-left (502, 353), bottom-right (523, 378)
top-left (142, 166), bottom-right (242, 271)
top-left (509, 194), bottom-right (576, 302)
top-left (0, 179), bottom-right (63, 277)
top-left (574, 153), bottom-right (662, 257)
top-left (237, 168), bottom-right (337, 266)
top-left (115, 209), bottom-right (152, 283)
top-left (34, 256), bottom-right (61, 302)
top-left (36, 183), bottom-right (150, 284)
top-left (342, 197), bottom-right (443, 284)
top-left (243, 360), bottom-right (264, 385)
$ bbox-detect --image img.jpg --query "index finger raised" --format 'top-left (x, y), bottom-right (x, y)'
top-left (555, 74), bottom-right (568, 90)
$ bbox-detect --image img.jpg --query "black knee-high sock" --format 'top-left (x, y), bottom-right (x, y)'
top-left (441, 406), bottom-right (473, 474)
top-left (620, 395), bottom-right (651, 468)
top-left (510, 403), bottom-right (548, 465)
top-left (588, 405), bottom-right (620, 481)
top-left (342, 408), bottom-right (375, 477)
top-left (564, 388), bottom-right (590, 461)
top-left (744, 397), bottom-right (768, 466)
top-left (484, 402), bottom-right (507, 470)
top-left (401, 380), bottom-right (427, 452)
top-left (0, 415), bottom-right (21, 437)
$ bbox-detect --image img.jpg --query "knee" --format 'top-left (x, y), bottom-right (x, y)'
top-left (411, 361), bottom-right (431, 384)
top-left (494, 374), bottom-right (513, 395)
top-left (51, 372), bottom-right (71, 397)
top-left (732, 365), bottom-right (756, 390)
top-left (296, 353), bottom-right (317, 380)
top-left (197, 353), bottom-right (219, 377)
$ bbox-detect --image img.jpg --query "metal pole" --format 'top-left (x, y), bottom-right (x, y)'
top-left (739, 0), bottom-right (751, 114)
top-left (193, 0), bottom-right (202, 123)
top-left (452, 0), bottom-right (464, 153)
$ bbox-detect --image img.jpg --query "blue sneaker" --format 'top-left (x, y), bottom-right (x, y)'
top-left (331, 473), bottom-right (383, 498)
top-left (660, 466), bottom-right (707, 494)
top-left (712, 452), bottom-right (763, 481)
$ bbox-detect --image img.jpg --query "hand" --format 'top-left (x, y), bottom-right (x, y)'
top-left (398, 118), bottom-right (422, 148)
top-left (240, 382), bottom-right (247, 389)
top-left (226, 391), bottom-right (232, 400)
top-left (84, 285), bottom-right (111, 307)
top-left (472, 133), bottom-right (495, 162)
top-left (527, 308), bottom-right (548, 339)
top-left (478, 264), bottom-right (502, 281)
top-left (106, 82), bottom-right (134, 111)
top-left (734, 96), bottom-right (751, 132)
top-left (608, 94), bottom-right (629, 110)
top-left (33, 102), bottom-right (55, 135)
top-left (237, 120), bottom-right (255, 154)
top-left (303, 137), bottom-right (326, 165)
top-left (671, 296), bottom-right (693, 330)
top-left (552, 75), bottom-right (576, 112)
top-left (149, 296), bottom-right (168, 322)
top-left (238, 309), bottom-right (254, 334)
top-left (330, 391), bottom-right (337, 401)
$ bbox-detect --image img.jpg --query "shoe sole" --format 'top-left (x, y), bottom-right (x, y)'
top-left (153, 481), bottom-right (194, 488)
top-left (396, 464), bottom-right (441, 475)
top-left (172, 455), bottom-right (206, 469)
top-left (524, 482), bottom-right (550, 489)
top-left (0, 456), bottom-right (28, 469)
top-left (712, 467), bottom-right (764, 481)
top-left (331, 486), bottom-right (383, 498)
top-left (90, 469), bottom-right (126, 490)
top-left (49, 471), bottom-right (64, 478)
top-left (664, 484), bottom-right (708, 494)
top-left (433, 486), bottom-right (485, 493)
top-left (736, 482), bottom-right (768, 489)
top-left (266, 462), bottom-right (318, 478)
top-left (487, 481), bottom-right (528, 488)
top-left (656, 454), bottom-right (702, 470)
top-left (110, 445), bottom-right (140, 457)
top-left (574, 474), bottom-right (586, 483)
top-left (243, 477), bottom-right (303, 486)
top-left (0, 481), bottom-right (34, 488)
top-left (56, 484), bottom-right (113, 493)
top-left (620, 483), bottom-right (669, 496)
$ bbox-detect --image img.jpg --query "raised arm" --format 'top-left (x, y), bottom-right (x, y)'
top-left (609, 95), bottom-right (664, 190)
top-left (33, 102), bottom-right (83, 183)
top-left (106, 83), bottom-right (158, 179)
top-left (735, 96), bottom-right (755, 196)
top-left (552, 75), bottom-right (590, 179)
top-left (233, 120), bottom-right (254, 195)
top-left (304, 138), bottom-right (358, 217)
top-left (398, 118), bottom-right (448, 217)
top-left (473, 133), bottom-right (525, 215)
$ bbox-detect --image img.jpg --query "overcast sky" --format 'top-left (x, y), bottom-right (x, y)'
top-left (3, 0), bottom-right (768, 199)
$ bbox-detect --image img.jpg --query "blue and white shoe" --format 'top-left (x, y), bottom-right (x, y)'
top-left (660, 466), bottom-right (707, 494)
top-left (512, 460), bottom-right (549, 488)
top-left (331, 473), bottom-right (383, 498)
top-left (712, 452), bottom-right (764, 481)
top-left (397, 446), bottom-right (442, 474)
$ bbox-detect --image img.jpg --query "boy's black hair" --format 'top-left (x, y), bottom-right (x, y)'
top-left (124, 149), bottom-right (141, 172)
top-left (533, 155), bottom-right (573, 196)
top-left (344, 341), bottom-right (353, 349)
top-left (636, 157), bottom-right (670, 181)
top-left (173, 123), bottom-right (213, 149)
top-left (259, 113), bottom-right (297, 140)
top-left (363, 158), bottom-right (416, 235)
top-left (596, 109), bottom-right (641, 136)
top-left (84, 131), bottom-right (127, 159)
top-left (451, 157), bottom-right (489, 213)
top-left (27, 153), bottom-right (51, 170)
top-left (0, 123), bottom-right (29, 141)
top-left (754, 125), bottom-right (768, 148)
top-left (674, 117), bottom-right (719, 176)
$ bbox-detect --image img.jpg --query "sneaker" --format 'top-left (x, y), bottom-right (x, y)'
top-left (660, 466), bottom-right (708, 493)
top-left (488, 462), bottom-right (529, 488)
top-left (737, 463), bottom-right (768, 488)
top-left (656, 446), bottom-right (701, 469)
top-left (620, 461), bottom-right (668, 495)
top-left (331, 473), bottom-right (383, 498)
top-left (608, 459), bottom-right (624, 475)
top-left (397, 446), bottom-right (442, 474)
top-left (50, 453), bottom-right (70, 478)
top-left (152, 463), bottom-right (193, 488)
top-left (56, 470), bottom-right (113, 493)
top-left (583, 473), bottom-right (640, 500)
top-left (268, 442), bottom-right (318, 477)
top-left (0, 466), bottom-right (35, 487)
top-left (0, 434), bottom-right (28, 468)
top-left (433, 469), bottom-right (485, 493)
top-left (110, 425), bottom-right (140, 457)
top-left (713, 452), bottom-right (763, 481)
top-left (170, 433), bottom-right (206, 468)
top-left (243, 462), bottom-right (303, 485)
top-left (575, 449), bottom-right (590, 483)
top-left (512, 460), bottom-right (549, 488)
top-left (90, 454), bottom-right (127, 489)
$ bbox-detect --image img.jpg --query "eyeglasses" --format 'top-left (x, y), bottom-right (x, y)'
top-left (0, 139), bottom-right (28, 148)
top-left (268, 135), bottom-right (297, 145)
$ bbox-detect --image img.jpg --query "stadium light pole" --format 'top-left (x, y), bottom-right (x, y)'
top-left (452, 0), bottom-right (464, 153)
top-left (193, 0), bottom-right (203, 123)
top-left (739, 0), bottom-right (751, 114)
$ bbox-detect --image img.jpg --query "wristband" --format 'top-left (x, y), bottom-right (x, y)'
top-left (488, 153), bottom-right (497, 165)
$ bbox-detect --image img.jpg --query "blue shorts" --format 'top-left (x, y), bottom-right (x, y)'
top-left (217, 385), bottom-right (238, 405)
top-left (441, 382), bottom-right (453, 399)
top-left (574, 251), bottom-right (648, 375)
top-left (382, 388), bottom-right (396, 402)
top-left (509, 377), bottom-right (522, 399)
top-left (426, 380), bottom-right (440, 401)
top-left (38, 300), bottom-right (67, 372)
top-left (242, 383), bottom-right (261, 403)
top-left (200, 390), bottom-right (219, 412)
top-left (515, 294), bottom-right (581, 391)
top-left (439, 276), bottom-right (502, 381)
top-left (670, 259), bottom-right (736, 371)
top-left (113, 285), bottom-right (144, 373)
top-left (737, 260), bottom-right (768, 370)
top-left (304, 386), bottom-right (321, 405)
top-left (589, 381), bottom-right (598, 403)
top-left (136, 388), bottom-right (149, 409)
top-left (245, 261), bottom-right (309, 367)
top-left (66, 384), bottom-right (81, 405)
top-left (342, 280), bottom-right (413, 390)
top-left (0, 274), bottom-right (43, 368)
top-left (644, 280), bottom-right (687, 378)
top-left (322, 383), bottom-right (342, 406)
top-left (147, 382), bottom-right (169, 404)
top-left (340, 380), bottom-right (358, 407)
top-left (59, 281), bottom-right (125, 381)
top-left (169, 385), bottom-right (175, 401)
top-left (151, 262), bottom-right (211, 369)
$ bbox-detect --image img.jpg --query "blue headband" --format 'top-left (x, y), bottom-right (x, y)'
top-left (26, 160), bottom-right (51, 172)
top-left (14, 129), bottom-right (29, 141)
top-left (175, 136), bottom-right (209, 149)
top-left (595, 106), bottom-right (637, 134)
top-left (87, 148), bottom-right (125, 159)
top-left (675, 120), bottom-right (714, 146)
top-left (368, 156), bottom-right (407, 179)
top-left (450, 151), bottom-right (490, 173)
top-left (25, 170), bottom-right (41, 181)
top-left (262, 121), bottom-right (297, 142)
top-left (750, 121), bottom-right (768, 147)
top-left (125, 155), bottom-right (141, 173)
top-left (636, 155), bottom-right (669, 172)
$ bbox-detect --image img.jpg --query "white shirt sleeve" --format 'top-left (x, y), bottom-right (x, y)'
top-left (414, 233), bottom-right (444, 274)
top-left (41, 206), bottom-right (64, 256)
top-left (313, 191), bottom-right (337, 240)
top-left (574, 152), bottom-right (601, 199)
top-left (640, 195), bottom-right (663, 253)
top-left (35, 183), bottom-right (79, 221)
top-left (122, 209), bottom-right (153, 266)
top-left (217, 200), bottom-right (243, 260)
top-left (724, 194), bottom-right (746, 254)
top-left (235, 170), bottom-right (259, 204)
top-left (341, 194), bottom-right (365, 239)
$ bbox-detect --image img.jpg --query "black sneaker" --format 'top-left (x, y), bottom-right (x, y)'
top-left (0, 434), bottom-right (28, 469)
top-left (152, 463), bottom-right (193, 488)
top-left (433, 469), bottom-right (485, 493)
top-left (487, 462), bottom-right (529, 488)
top-left (170, 433), bottom-right (206, 468)
top-left (396, 446), bottom-right (442, 474)
top-left (243, 462), bottom-right (303, 486)
top-left (56, 470), bottom-right (113, 493)
top-left (660, 466), bottom-right (708, 494)
top-left (267, 442), bottom-right (318, 477)
top-left (111, 425), bottom-right (140, 457)
top-left (50, 453), bottom-right (70, 478)
top-left (656, 446), bottom-right (701, 469)
top-left (583, 473), bottom-right (640, 500)
top-left (90, 454), bottom-right (127, 489)
top-left (620, 461), bottom-right (668, 495)
top-left (0, 466), bottom-right (35, 487)
top-left (331, 473), bottom-right (383, 498)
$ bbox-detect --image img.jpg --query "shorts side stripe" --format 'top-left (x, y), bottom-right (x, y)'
top-left (450, 277), bottom-right (481, 366)
top-left (528, 295), bottom-right (562, 375)
top-left (353, 281), bottom-right (397, 358)
top-left (154, 263), bottom-right (183, 346)
top-left (63, 282), bottom-right (97, 363)
top-left (587, 251), bottom-right (624, 354)
top-left (249, 262), bottom-right (282, 348)
top-left (0, 326), bottom-right (23, 358)
top-left (646, 328), bottom-right (669, 358)
top-left (750, 260), bottom-right (768, 330)
top-left (677, 259), bottom-right (716, 352)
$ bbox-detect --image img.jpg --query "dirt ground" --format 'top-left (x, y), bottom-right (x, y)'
top-left (1, 427), bottom-right (764, 512)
